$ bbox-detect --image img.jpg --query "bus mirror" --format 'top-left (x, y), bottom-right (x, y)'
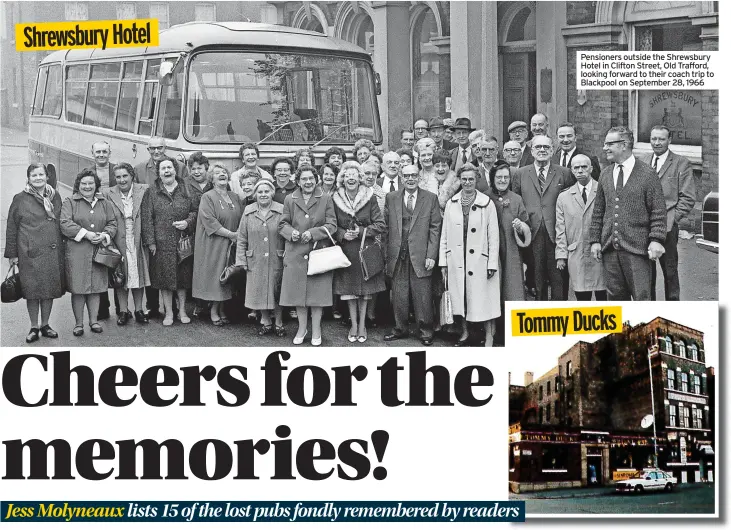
top-left (375, 73), bottom-right (382, 96)
top-left (159, 61), bottom-right (175, 85)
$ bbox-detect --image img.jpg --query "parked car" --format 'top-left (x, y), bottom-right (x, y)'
top-left (615, 469), bottom-right (678, 493)
top-left (696, 191), bottom-right (718, 253)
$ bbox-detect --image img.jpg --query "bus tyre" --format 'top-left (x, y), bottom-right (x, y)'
top-left (665, 483), bottom-right (673, 492)
top-left (634, 485), bottom-right (644, 493)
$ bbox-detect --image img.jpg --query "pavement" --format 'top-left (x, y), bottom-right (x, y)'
top-left (510, 481), bottom-right (709, 499)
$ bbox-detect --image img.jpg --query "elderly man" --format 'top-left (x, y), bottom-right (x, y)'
top-left (413, 119), bottom-right (429, 140)
top-left (428, 117), bottom-right (457, 151)
top-left (476, 137), bottom-right (500, 193)
top-left (503, 140), bottom-right (523, 168)
top-left (134, 136), bottom-right (188, 185)
top-left (383, 164), bottom-right (442, 346)
top-left (513, 135), bottom-right (574, 301)
top-left (639, 125), bottom-right (696, 301)
top-left (507, 120), bottom-right (531, 167)
top-left (590, 127), bottom-right (666, 301)
top-left (449, 118), bottom-right (475, 172)
top-left (443, 118), bottom-right (456, 143)
top-left (468, 129), bottom-right (486, 164)
top-left (378, 151), bottom-right (403, 193)
top-left (556, 154), bottom-right (607, 301)
top-left (553, 122), bottom-right (601, 180)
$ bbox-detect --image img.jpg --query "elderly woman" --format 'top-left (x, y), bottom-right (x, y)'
top-left (487, 161), bottom-right (531, 302)
top-left (5, 163), bottom-right (65, 342)
top-left (361, 161), bottom-right (386, 213)
top-left (184, 152), bottom-right (214, 201)
top-left (270, 157), bottom-right (297, 205)
top-left (279, 164), bottom-right (337, 346)
top-left (293, 148), bottom-right (316, 169)
top-left (60, 168), bottom-right (117, 336)
top-left (332, 161), bottom-right (386, 342)
top-left (416, 138), bottom-right (439, 194)
top-left (105, 163), bottom-right (150, 326)
top-left (141, 156), bottom-right (198, 326)
top-left (324, 146), bottom-right (347, 173)
top-left (236, 178), bottom-right (286, 337)
top-left (433, 149), bottom-right (461, 211)
top-left (439, 164), bottom-right (501, 346)
top-left (192, 163), bottom-right (243, 326)
top-left (320, 163), bottom-right (338, 196)
top-left (230, 143), bottom-right (272, 201)
top-left (354, 138), bottom-right (375, 164)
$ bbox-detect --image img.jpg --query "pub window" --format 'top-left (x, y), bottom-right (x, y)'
top-left (667, 369), bottom-right (675, 390)
top-left (32, 67), bottom-right (48, 116)
top-left (669, 404), bottom-right (677, 427)
top-left (662, 336), bottom-right (672, 353)
top-left (65, 64), bottom-right (89, 124)
top-left (693, 409), bottom-right (703, 429)
top-left (546, 381), bottom-right (551, 395)
top-left (677, 341), bottom-right (686, 358)
top-left (84, 62), bottom-right (121, 129)
top-left (115, 61), bottom-right (143, 133)
top-left (149, 3), bottom-right (169, 30)
top-left (566, 361), bottom-right (573, 376)
top-left (693, 375), bottom-right (701, 395)
top-left (538, 406), bottom-right (543, 424)
top-left (681, 406), bottom-right (690, 428)
top-left (555, 376), bottom-right (560, 392)
top-left (634, 22), bottom-right (703, 148)
top-left (538, 385), bottom-right (543, 401)
top-left (681, 372), bottom-right (688, 393)
top-left (42, 65), bottom-right (63, 117)
top-left (546, 402), bottom-right (551, 421)
top-left (541, 446), bottom-right (568, 471)
top-left (689, 344), bottom-right (698, 361)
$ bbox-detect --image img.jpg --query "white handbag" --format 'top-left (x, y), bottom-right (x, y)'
top-left (307, 227), bottom-right (351, 276)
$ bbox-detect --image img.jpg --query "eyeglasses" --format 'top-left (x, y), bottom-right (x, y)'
top-left (363, 171), bottom-right (378, 176)
top-left (274, 168), bottom-right (291, 174)
top-left (481, 147), bottom-right (498, 153)
top-left (603, 140), bottom-right (625, 147)
top-left (402, 173), bottom-right (419, 179)
top-left (533, 145), bottom-right (551, 151)
top-left (503, 148), bottom-right (521, 154)
top-left (414, 127), bottom-right (428, 132)
top-left (148, 146), bottom-right (165, 151)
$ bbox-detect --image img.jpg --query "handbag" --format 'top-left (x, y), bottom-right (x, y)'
top-left (359, 227), bottom-right (385, 281)
top-left (220, 241), bottom-right (244, 284)
top-left (109, 260), bottom-right (126, 289)
top-left (93, 243), bottom-right (123, 269)
top-left (439, 275), bottom-right (454, 327)
top-left (307, 228), bottom-right (351, 276)
top-left (177, 233), bottom-right (194, 263)
top-left (1, 264), bottom-right (23, 303)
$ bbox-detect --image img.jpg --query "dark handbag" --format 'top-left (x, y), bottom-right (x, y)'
top-left (1, 264), bottom-right (23, 303)
top-left (220, 241), bottom-right (244, 284)
top-left (359, 227), bottom-right (385, 281)
top-left (109, 260), bottom-right (126, 289)
top-left (93, 243), bottom-right (123, 269)
top-left (177, 233), bottom-right (194, 263)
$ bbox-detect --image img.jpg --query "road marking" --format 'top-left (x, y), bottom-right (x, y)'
top-left (657, 501), bottom-right (675, 505)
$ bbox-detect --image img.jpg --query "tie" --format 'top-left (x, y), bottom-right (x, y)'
top-left (616, 164), bottom-right (624, 193)
top-left (462, 148), bottom-right (468, 165)
top-left (561, 151), bottom-right (568, 167)
top-left (388, 179), bottom-right (395, 193)
top-left (581, 186), bottom-right (588, 205)
top-left (652, 156), bottom-right (658, 172)
top-left (538, 167), bottom-right (546, 193)
top-left (406, 193), bottom-right (414, 213)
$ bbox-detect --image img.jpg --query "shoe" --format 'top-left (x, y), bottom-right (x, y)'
top-left (311, 335), bottom-right (322, 346)
top-left (73, 325), bottom-right (84, 337)
top-left (193, 305), bottom-right (209, 318)
top-left (146, 309), bottom-right (162, 319)
top-left (421, 337), bottom-right (434, 346)
top-left (358, 336), bottom-right (367, 343)
top-left (89, 322), bottom-right (103, 333)
top-left (117, 311), bottom-right (131, 326)
top-left (179, 312), bottom-right (191, 324)
top-left (257, 324), bottom-right (273, 336)
top-left (220, 316), bottom-right (230, 325)
top-left (97, 310), bottom-right (110, 321)
top-left (211, 318), bottom-right (224, 327)
top-left (163, 316), bottom-right (174, 326)
top-left (40, 324), bottom-right (58, 338)
top-left (455, 336), bottom-right (470, 347)
top-left (248, 310), bottom-right (258, 321)
top-left (293, 329), bottom-right (308, 345)
top-left (275, 325), bottom-right (286, 338)
top-left (332, 309), bottom-right (342, 320)
top-left (26, 328), bottom-right (40, 343)
top-left (289, 309), bottom-right (298, 319)
top-left (348, 334), bottom-right (357, 343)
top-left (384, 332), bottom-right (409, 342)
top-left (134, 310), bottom-right (149, 324)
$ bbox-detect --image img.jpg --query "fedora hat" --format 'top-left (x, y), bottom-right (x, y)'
top-left (428, 117), bottom-right (446, 130)
top-left (452, 118), bottom-right (474, 131)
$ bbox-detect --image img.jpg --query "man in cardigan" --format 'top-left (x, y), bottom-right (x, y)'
top-left (590, 127), bottom-right (667, 300)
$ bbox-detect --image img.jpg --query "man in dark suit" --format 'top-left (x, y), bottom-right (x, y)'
top-left (513, 135), bottom-right (574, 301)
top-left (383, 165), bottom-right (442, 345)
top-left (377, 151), bottom-right (403, 193)
top-left (590, 127), bottom-right (667, 301)
top-left (449, 118), bottom-right (475, 172)
top-left (640, 125), bottom-right (696, 301)
top-left (428, 117), bottom-right (458, 151)
top-left (553, 122), bottom-right (601, 180)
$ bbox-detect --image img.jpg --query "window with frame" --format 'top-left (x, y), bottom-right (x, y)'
top-left (84, 62), bottom-right (121, 129)
top-left (149, 3), bottom-right (169, 30)
top-left (116, 3), bottom-right (136, 20)
top-left (669, 404), bottom-right (677, 427)
top-left (65, 64), bottom-right (89, 124)
top-left (689, 344), bottom-right (698, 361)
top-left (546, 381), bottom-right (551, 395)
top-left (546, 402), bottom-right (551, 421)
top-left (662, 336), bottom-right (672, 353)
top-left (693, 408), bottom-right (703, 429)
top-left (541, 446), bottom-right (568, 471)
top-left (538, 406), bottom-right (543, 424)
top-left (693, 375), bottom-right (701, 395)
top-left (65, 1), bottom-right (88, 21)
top-left (667, 369), bottom-right (675, 390)
top-left (42, 65), bottom-right (63, 117)
top-left (138, 59), bottom-right (161, 136)
top-left (681, 372), bottom-right (688, 393)
top-left (567, 361), bottom-right (573, 377)
top-left (538, 385), bottom-right (543, 401)
top-left (681, 406), bottom-right (690, 428)
top-left (115, 61), bottom-right (143, 133)
top-left (677, 341), bottom-right (686, 358)
top-left (32, 67), bottom-right (48, 116)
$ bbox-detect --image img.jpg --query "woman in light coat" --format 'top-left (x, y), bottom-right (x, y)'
top-left (236, 178), bottom-right (286, 336)
top-left (105, 163), bottom-right (150, 325)
top-left (60, 168), bottom-right (117, 336)
top-left (439, 164), bottom-right (501, 346)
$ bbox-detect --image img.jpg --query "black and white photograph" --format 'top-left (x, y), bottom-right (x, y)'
top-left (0, 1), bottom-right (719, 347)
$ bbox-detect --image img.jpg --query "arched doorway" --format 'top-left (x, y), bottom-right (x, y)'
top-left (500, 2), bottom-right (537, 140)
top-left (292, 5), bottom-right (327, 34)
top-left (411, 7), bottom-right (441, 120)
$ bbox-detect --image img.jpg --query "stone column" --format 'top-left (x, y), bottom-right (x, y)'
top-left (697, 17), bottom-right (719, 199)
top-left (371, 1), bottom-right (411, 150)
top-left (535, 1), bottom-right (568, 127)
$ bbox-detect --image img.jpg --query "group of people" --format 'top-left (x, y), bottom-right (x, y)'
top-left (6, 110), bottom-right (695, 345)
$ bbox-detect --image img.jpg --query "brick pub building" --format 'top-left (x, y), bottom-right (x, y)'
top-left (509, 317), bottom-right (714, 492)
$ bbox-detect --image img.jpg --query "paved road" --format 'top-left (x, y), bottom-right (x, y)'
top-left (512, 483), bottom-right (715, 515)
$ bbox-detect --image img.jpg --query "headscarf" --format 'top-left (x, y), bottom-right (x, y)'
top-left (24, 183), bottom-right (56, 219)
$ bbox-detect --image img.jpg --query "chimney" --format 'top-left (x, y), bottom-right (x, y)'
top-left (524, 371), bottom-right (534, 386)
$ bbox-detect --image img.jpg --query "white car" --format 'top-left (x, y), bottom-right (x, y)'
top-left (615, 469), bottom-right (678, 493)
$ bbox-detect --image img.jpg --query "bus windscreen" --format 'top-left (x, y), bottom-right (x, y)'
top-left (185, 51), bottom-right (380, 145)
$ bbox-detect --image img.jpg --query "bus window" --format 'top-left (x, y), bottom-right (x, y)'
top-left (138, 59), bottom-right (160, 136)
top-left (84, 62), bottom-right (121, 129)
top-left (116, 61), bottom-right (143, 133)
top-left (185, 51), bottom-right (379, 144)
top-left (156, 61), bottom-right (183, 140)
top-left (65, 64), bottom-right (89, 124)
top-left (42, 65), bottom-right (63, 117)
top-left (32, 67), bottom-right (48, 116)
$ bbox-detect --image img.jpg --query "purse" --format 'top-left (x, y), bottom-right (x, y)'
top-left (109, 260), bottom-right (126, 289)
top-left (93, 243), bottom-right (123, 269)
top-left (220, 241), bottom-right (244, 284)
top-left (307, 228), bottom-right (351, 276)
top-left (359, 227), bottom-right (385, 281)
top-left (1, 264), bottom-right (23, 303)
top-left (439, 275), bottom-right (454, 327)
top-left (177, 233), bottom-right (194, 263)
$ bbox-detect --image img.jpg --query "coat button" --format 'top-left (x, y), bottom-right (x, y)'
top-left (305, 214), bottom-right (310, 218)
top-left (51, 244), bottom-right (57, 249)
top-left (472, 206), bottom-right (477, 211)
top-left (264, 253), bottom-right (269, 257)
top-left (469, 249), bottom-right (474, 254)
top-left (90, 224), bottom-right (95, 228)
top-left (90, 210), bottom-right (94, 214)
top-left (468, 271), bottom-right (473, 276)
top-left (304, 255), bottom-right (308, 260)
top-left (615, 198), bottom-right (619, 201)
top-left (48, 218), bottom-right (53, 221)
top-left (471, 228), bottom-right (476, 233)
top-left (264, 237), bottom-right (268, 242)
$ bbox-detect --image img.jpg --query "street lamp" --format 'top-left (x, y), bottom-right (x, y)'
top-left (647, 348), bottom-right (659, 467)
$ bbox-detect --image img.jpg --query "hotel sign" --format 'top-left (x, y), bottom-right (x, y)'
top-left (667, 392), bottom-right (707, 405)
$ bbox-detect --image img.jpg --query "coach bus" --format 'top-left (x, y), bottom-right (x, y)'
top-left (28, 21), bottom-right (382, 189)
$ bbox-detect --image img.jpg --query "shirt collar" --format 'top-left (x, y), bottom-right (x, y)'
top-left (615, 155), bottom-right (636, 175)
top-left (654, 150), bottom-right (670, 168)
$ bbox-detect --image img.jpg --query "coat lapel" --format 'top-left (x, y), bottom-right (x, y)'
top-left (528, 165), bottom-right (541, 195)
top-left (570, 183), bottom-right (584, 211)
top-left (657, 152), bottom-right (673, 180)
top-left (585, 181), bottom-right (597, 213)
top-left (395, 189), bottom-right (405, 238)
top-left (409, 190), bottom-right (425, 231)
top-left (543, 164), bottom-right (557, 192)
top-left (106, 186), bottom-right (124, 215)
top-left (132, 184), bottom-right (146, 219)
